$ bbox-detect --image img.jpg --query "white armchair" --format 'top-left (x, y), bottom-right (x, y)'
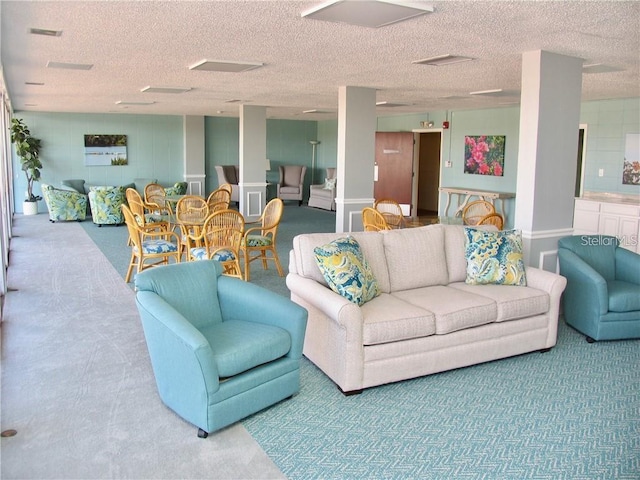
top-left (277, 165), bottom-right (307, 206)
top-left (214, 165), bottom-right (239, 204)
top-left (308, 168), bottom-right (336, 211)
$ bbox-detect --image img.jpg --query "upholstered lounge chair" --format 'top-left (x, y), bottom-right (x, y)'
top-left (558, 235), bottom-right (640, 342)
top-left (277, 165), bottom-right (306, 206)
top-left (308, 168), bottom-right (336, 211)
top-left (134, 260), bottom-right (308, 437)
top-left (88, 186), bottom-right (126, 226)
top-left (41, 183), bottom-right (88, 222)
top-left (214, 165), bottom-right (240, 204)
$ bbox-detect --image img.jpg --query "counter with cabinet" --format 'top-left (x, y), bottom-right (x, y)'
top-left (573, 192), bottom-right (640, 252)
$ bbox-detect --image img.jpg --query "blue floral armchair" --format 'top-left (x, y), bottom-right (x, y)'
top-left (41, 183), bottom-right (88, 222)
top-left (88, 186), bottom-right (126, 226)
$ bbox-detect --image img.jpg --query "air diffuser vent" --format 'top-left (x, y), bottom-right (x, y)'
top-left (413, 54), bottom-right (473, 66)
top-left (46, 61), bottom-right (93, 70)
top-left (189, 60), bottom-right (264, 73)
top-left (301, 0), bottom-right (434, 28)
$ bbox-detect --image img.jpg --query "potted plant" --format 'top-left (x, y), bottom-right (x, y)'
top-left (10, 118), bottom-right (42, 215)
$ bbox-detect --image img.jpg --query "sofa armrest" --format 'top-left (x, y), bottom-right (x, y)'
top-left (217, 276), bottom-right (308, 360)
top-left (286, 273), bottom-right (363, 331)
top-left (524, 265), bottom-right (567, 299)
top-left (615, 247), bottom-right (640, 285)
top-left (558, 248), bottom-right (608, 316)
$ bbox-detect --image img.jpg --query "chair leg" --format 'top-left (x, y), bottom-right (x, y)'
top-left (197, 428), bottom-right (208, 439)
top-left (586, 336), bottom-right (596, 343)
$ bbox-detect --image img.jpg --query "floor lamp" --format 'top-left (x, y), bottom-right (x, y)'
top-left (310, 140), bottom-right (320, 185)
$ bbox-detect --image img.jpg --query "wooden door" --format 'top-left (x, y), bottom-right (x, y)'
top-left (374, 132), bottom-right (414, 208)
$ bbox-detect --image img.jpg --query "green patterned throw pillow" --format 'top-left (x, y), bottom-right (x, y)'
top-left (464, 228), bottom-right (527, 286)
top-left (314, 237), bottom-right (380, 306)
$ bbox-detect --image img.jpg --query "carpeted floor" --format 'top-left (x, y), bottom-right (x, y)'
top-left (7, 208), bottom-right (640, 479)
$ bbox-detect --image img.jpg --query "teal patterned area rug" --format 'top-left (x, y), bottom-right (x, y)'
top-left (243, 322), bottom-right (640, 479)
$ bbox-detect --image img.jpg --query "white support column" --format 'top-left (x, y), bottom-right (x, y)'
top-left (183, 116), bottom-right (206, 195)
top-left (335, 86), bottom-right (377, 233)
top-left (514, 50), bottom-right (583, 269)
top-left (239, 105), bottom-right (268, 220)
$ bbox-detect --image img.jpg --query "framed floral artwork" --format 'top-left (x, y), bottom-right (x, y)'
top-left (464, 135), bottom-right (505, 176)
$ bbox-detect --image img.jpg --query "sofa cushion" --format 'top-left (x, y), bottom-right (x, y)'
top-left (392, 286), bottom-right (497, 334)
top-left (293, 232), bottom-right (391, 293)
top-left (382, 225), bottom-right (449, 291)
top-left (314, 237), bottom-right (380, 306)
top-left (361, 294), bottom-right (436, 345)
top-left (449, 282), bottom-right (549, 322)
top-left (464, 228), bottom-right (527, 286)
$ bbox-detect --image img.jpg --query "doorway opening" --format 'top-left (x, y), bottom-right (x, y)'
top-left (412, 130), bottom-right (442, 220)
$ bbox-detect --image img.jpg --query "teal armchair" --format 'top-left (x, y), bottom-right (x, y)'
top-left (558, 235), bottom-right (640, 342)
top-left (88, 186), bottom-right (126, 226)
top-left (41, 183), bottom-right (88, 222)
top-left (134, 260), bottom-right (308, 437)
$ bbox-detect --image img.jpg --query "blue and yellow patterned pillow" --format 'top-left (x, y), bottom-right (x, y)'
top-left (464, 228), bottom-right (527, 286)
top-left (314, 237), bottom-right (380, 306)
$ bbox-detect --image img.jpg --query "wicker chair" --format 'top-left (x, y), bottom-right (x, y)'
top-left (241, 198), bottom-right (284, 281)
top-left (477, 212), bottom-right (504, 230)
top-left (121, 204), bottom-right (181, 283)
top-left (362, 207), bottom-right (391, 231)
top-left (374, 198), bottom-right (405, 229)
top-left (187, 210), bottom-right (245, 279)
top-left (144, 183), bottom-right (171, 215)
top-left (462, 200), bottom-right (495, 225)
top-left (206, 187), bottom-right (231, 212)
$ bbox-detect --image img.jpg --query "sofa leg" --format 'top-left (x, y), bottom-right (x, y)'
top-left (539, 347), bottom-right (552, 353)
top-left (197, 428), bottom-right (209, 439)
top-left (586, 336), bottom-right (596, 343)
top-left (339, 386), bottom-right (362, 396)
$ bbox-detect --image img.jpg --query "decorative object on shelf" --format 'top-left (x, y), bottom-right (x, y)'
top-left (464, 135), bottom-right (505, 176)
top-left (10, 118), bottom-right (43, 215)
top-left (84, 134), bottom-right (128, 166)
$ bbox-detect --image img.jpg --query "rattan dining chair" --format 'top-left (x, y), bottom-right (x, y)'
top-left (374, 198), bottom-right (405, 229)
top-left (121, 204), bottom-right (181, 283)
top-left (477, 212), bottom-right (504, 230)
top-left (206, 187), bottom-right (231, 212)
top-left (241, 198), bottom-right (284, 281)
top-left (461, 200), bottom-right (495, 225)
top-left (144, 183), bottom-right (171, 215)
top-left (362, 207), bottom-right (391, 231)
top-left (186, 209), bottom-right (245, 279)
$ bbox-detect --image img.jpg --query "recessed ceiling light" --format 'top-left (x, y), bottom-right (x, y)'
top-left (30, 28), bottom-right (62, 37)
top-left (141, 86), bottom-right (192, 94)
top-left (469, 89), bottom-right (503, 96)
top-left (302, 0), bottom-right (434, 28)
top-left (46, 61), bottom-right (93, 70)
top-left (189, 59), bottom-right (264, 73)
top-left (413, 54), bottom-right (473, 66)
top-left (376, 101), bottom-right (409, 107)
top-left (115, 100), bottom-right (155, 106)
top-left (582, 63), bottom-right (622, 74)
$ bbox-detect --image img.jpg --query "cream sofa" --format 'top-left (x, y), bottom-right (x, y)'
top-left (286, 224), bottom-right (567, 394)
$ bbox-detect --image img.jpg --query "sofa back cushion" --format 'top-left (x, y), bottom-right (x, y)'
top-left (381, 225), bottom-right (449, 291)
top-left (292, 232), bottom-right (391, 293)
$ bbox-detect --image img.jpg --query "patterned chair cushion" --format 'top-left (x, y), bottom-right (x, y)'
top-left (135, 239), bottom-right (179, 255)
top-left (164, 182), bottom-right (188, 196)
top-left (314, 236), bottom-right (380, 306)
top-left (245, 235), bottom-right (272, 247)
top-left (464, 228), bottom-right (527, 286)
top-left (190, 247), bottom-right (236, 262)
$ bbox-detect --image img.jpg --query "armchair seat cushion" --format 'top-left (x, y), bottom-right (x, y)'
top-left (135, 239), bottom-right (179, 255)
top-left (190, 247), bottom-right (237, 262)
top-left (309, 186), bottom-right (334, 199)
top-left (608, 281), bottom-right (640, 312)
top-left (245, 235), bottom-right (272, 247)
top-left (279, 186), bottom-right (301, 194)
top-left (201, 320), bottom-right (291, 377)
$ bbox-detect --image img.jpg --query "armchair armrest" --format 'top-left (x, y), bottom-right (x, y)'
top-left (135, 291), bottom-right (220, 429)
top-left (615, 247), bottom-right (640, 285)
top-left (216, 276), bottom-right (308, 359)
top-left (558, 248), bottom-right (609, 316)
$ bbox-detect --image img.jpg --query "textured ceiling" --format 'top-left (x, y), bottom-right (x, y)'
top-left (1, 0), bottom-right (639, 120)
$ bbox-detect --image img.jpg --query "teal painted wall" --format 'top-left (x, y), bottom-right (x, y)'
top-left (205, 116), bottom-right (318, 193)
top-left (13, 112), bottom-right (183, 211)
top-left (580, 98), bottom-right (640, 196)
